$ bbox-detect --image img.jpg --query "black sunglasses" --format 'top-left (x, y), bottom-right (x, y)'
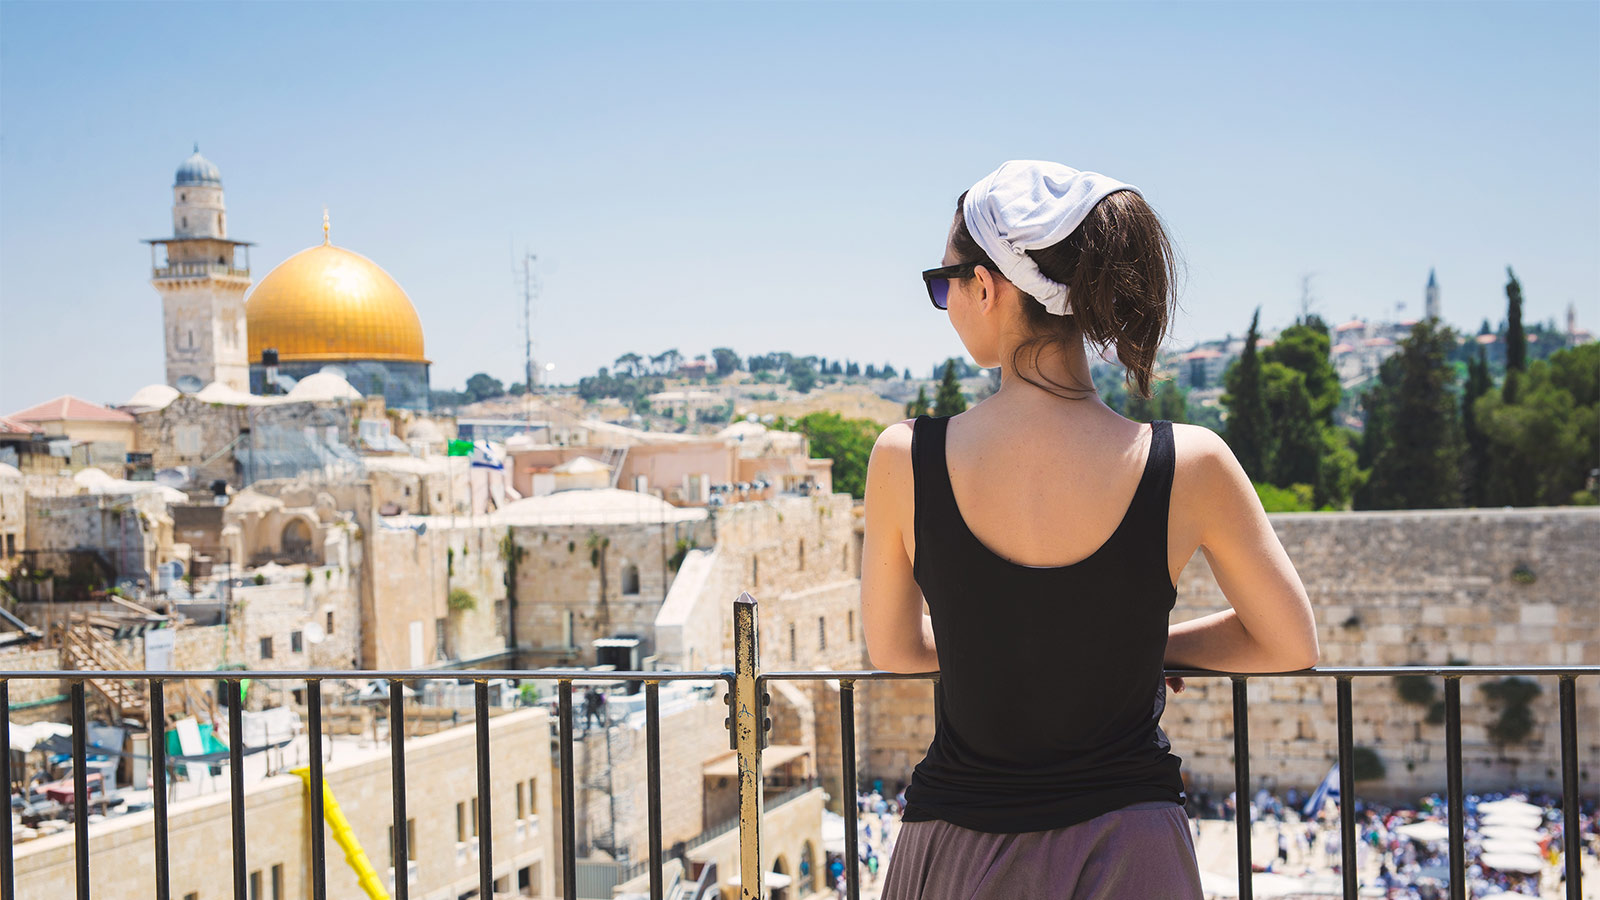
top-left (921, 262), bottom-right (982, 310)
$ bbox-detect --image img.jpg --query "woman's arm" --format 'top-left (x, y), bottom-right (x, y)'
top-left (860, 421), bottom-right (940, 674)
top-left (1165, 428), bottom-right (1320, 673)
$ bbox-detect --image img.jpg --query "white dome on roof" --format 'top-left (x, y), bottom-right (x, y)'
top-left (126, 384), bottom-right (180, 411)
top-left (0, 463), bottom-right (21, 479)
top-left (552, 456), bottom-right (610, 474)
top-left (405, 418), bottom-right (445, 443)
top-left (286, 371), bottom-right (362, 403)
top-left (196, 381), bottom-right (260, 405)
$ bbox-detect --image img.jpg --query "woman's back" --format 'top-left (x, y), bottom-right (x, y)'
top-left (897, 406), bottom-right (1188, 834)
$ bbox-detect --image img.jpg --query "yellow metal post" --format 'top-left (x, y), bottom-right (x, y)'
top-left (733, 593), bottom-right (765, 899)
top-left (290, 765), bottom-right (390, 900)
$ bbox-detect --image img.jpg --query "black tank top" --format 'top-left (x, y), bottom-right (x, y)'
top-left (897, 414), bottom-right (1186, 834)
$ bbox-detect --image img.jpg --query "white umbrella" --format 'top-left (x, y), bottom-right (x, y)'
top-left (1397, 820), bottom-right (1451, 842)
top-left (1481, 807), bottom-right (1543, 825)
top-left (1249, 873), bottom-right (1317, 897)
top-left (1479, 824), bottom-right (1543, 841)
top-left (719, 870), bottom-right (792, 889)
top-left (1475, 892), bottom-right (1538, 899)
top-left (1480, 837), bottom-right (1543, 856)
top-left (1478, 851), bottom-right (1544, 874)
top-left (1478, 799), bottom-right (1543, 816)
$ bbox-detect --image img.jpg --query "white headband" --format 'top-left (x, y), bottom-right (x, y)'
top-left (962, 160), bottom-right (1141, 316)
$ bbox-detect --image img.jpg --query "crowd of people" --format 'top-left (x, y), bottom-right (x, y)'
top-left (819, 780), bottom-right (1595, 899)
top-left (1187, 785), bottom-right (1597, 898)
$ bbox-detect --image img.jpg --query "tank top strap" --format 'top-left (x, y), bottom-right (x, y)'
top-left (1124, 419), bottom-right (1176, 555)
top-left (910, 415), bottom-right (958, 554)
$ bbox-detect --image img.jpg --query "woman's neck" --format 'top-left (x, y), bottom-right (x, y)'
top-left (989, 334), bottom-right (1106, 409)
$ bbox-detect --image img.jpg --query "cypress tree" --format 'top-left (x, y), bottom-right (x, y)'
top-left (905, 385), bottom-right (931, 418)
top-left (1461, 345), bottom-right (1493, 506)
top-left (1222, 308), bottom-right (1270, 481)
top-left (1505, 266), bottom-right (1527, 375)
top-left (933, 360), bottom-right (968, 416)
top-left (1361, 319), bottom-right (1465, 509)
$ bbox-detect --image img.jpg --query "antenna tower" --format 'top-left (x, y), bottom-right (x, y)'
top-left (521, 252), bottom-right (538, 426)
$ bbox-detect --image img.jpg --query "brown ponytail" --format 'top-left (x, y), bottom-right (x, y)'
top-left (952, 188), bottom-right (1177, 399)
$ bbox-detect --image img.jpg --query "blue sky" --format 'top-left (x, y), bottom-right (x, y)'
top-left (1, 1), bottom-right (1595, 411)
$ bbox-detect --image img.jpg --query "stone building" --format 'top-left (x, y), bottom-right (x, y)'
top-left (0, 463), bottom-right (22, 561)
top-left (127, 378), bottom-right (364, 490)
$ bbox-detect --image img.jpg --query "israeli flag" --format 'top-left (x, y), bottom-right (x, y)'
top-left (1302, 763), bottom-right (1340, 819)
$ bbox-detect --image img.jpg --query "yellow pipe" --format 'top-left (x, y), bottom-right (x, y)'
top-left (290, 765), bottom-right (391, 900)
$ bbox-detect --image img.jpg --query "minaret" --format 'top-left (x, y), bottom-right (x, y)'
top-left (1424, 268), bottom-right (1440, 321)
top-left (146, 145), bottom-right (254, 392)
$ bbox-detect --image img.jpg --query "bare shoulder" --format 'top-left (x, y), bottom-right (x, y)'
top-left (1170, 422), bottom-right (1232, 470)
top-left (868, 420), bottom-right (916, 481)
top-left (1168, 423), bottom-right (1239, 535)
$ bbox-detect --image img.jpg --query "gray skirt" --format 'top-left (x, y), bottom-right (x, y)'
top-left (878, 800), bottom-right (1203, 900)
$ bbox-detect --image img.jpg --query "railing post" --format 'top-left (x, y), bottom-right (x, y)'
top-left (840, 678), bottom-right (858, 900)
top-left (645, 679), bottom-right (664, 900)
top-left (733, 593), bottom-right (764, 900)
top-left (1335, 678), bottom-right (1356, 900)
top-left (1231, 677), bottom-right (1252, 900)
top-left (1444, 677), bottom-right (1464, 900)
top-left (1, 679), bottom-right (12, 900)
top-left (1559, 675), bottom-right (1581, 900)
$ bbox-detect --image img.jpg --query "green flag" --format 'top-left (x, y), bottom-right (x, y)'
top-left (448, 439), bottom-right (474, 457)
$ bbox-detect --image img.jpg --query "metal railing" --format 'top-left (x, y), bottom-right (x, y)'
top-left (0, 592), bottom-right (1591, 900)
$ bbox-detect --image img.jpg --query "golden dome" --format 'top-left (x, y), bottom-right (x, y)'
top-left (246, 234), bottom-right (427, 365)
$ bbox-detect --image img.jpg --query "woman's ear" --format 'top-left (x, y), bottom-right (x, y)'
top-left (972, 265), bottom-right (1003, 314)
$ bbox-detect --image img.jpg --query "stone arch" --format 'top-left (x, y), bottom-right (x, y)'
top-left (281, 517), bottom-right (316, 563)
top-left (769, 853), bottom-right (789, 900)
top-left (620, 562), bottom-right (640, 595)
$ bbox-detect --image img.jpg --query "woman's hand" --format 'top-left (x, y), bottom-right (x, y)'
top-left (1166, 677), bottom-right (1185, 694)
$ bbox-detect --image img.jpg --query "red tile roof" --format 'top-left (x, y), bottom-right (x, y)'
top-left (0, 415), bottom-right (42, 435)
top-left (7, 395), bottom-right (134, 424)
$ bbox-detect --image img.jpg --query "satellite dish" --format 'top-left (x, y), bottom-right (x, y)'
top-left (154, 467), bottom-right (191, 488)
top-left (176, 375), bottom-right (203, 393)
top-left (273, 373), bottom-right (299, 393)
top-left (303, 621), bottom-right (326, 645)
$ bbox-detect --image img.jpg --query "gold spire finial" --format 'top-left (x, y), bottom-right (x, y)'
top-left (322, 208), bottom-right (330, 245)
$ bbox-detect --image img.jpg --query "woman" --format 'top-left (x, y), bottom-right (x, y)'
top-left (862, 160), bottom-right (1320, 898)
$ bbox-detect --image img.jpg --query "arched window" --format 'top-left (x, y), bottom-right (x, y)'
top-left (818, 616), bottom-right (826, 651)
top-left (181, 216), bottom-right (187, 229)
top-left (797, 539), bottom-right (804, 570)
top-left (751, 555), bottom-right (759, 587)
top-left (789, 622), bottom-right (796, 662)
top-left (281, 519), bottom-right (313, 561)
top-left (621, 563), bottom-right (640, 596)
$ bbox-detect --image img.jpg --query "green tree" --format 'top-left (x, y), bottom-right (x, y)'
top-left (614, 352), bottom-right (643, 377)
top-left (934, 360), bottom-right (968, 416)
top-left (787, 357), bottom-right (818, 393)
top-left (1262, 363), bottom-right (1321, 491)
top-left (1356, 319), bottom-right (1465, 510)
top-left (711, 347), bottom-right (741, 376)
top-left (1476, 343), bottom-right (1599, 506)
top-left (1221, 308), bottom-right (1271, 481)
top-left (1318, 426), bottom-right (1367, 510)
top-left (905, 385), bottom-right (931, 418)
top-left (1461, 345), bottom-right (1493, 506)
top-left (465, 373), bottom-right (505, 402)
top-left (779, 412), bottom-right (878, 498)
top-left (1505, 267), bottom-right (1527, 377)
top-left (1263, 319), bottom-right (1340, 425)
